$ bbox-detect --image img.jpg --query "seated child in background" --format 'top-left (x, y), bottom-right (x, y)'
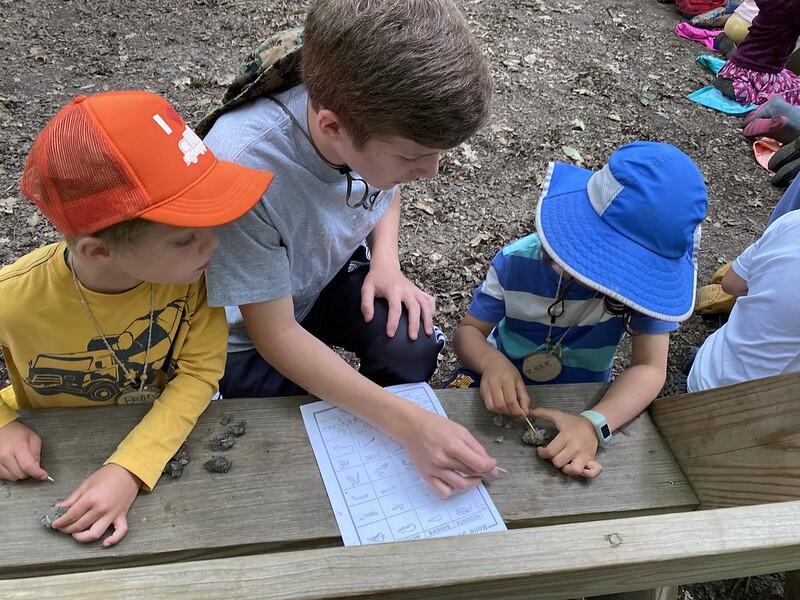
top-left (714, 0), bottom-right (800, 105)
top-left (0, 91), bottom-right (273, 546)
top-left (451, 142), bottom-right (708, 478)
top-left (688, 210), bottom-right (800, 392)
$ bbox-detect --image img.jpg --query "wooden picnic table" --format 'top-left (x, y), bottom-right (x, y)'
top-left (0, 382), bottom-right (695, 583)
top-left (4, 375), bottom-right (800, 599)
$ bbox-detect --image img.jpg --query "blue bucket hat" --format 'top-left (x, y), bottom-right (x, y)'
top-left (535, 141), bottom-right (707, 321)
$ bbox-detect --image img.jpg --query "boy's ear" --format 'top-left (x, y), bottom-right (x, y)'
top-left (314, 108), bottom-right (345, 140)
top-left (73, 236), bottom-right (113, 263)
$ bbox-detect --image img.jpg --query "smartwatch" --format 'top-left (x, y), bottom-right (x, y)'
top-left (579, 410), bottom-right (613, 448)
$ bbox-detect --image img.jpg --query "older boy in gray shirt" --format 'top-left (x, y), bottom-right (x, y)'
top-left (205, 0), bottom-right (497, 499)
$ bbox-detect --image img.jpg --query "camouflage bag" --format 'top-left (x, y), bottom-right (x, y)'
top-left (195, 27), bottom-right (303, 138)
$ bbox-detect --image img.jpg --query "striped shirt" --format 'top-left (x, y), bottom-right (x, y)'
top-left (468, 233), bottom-right (677, 384)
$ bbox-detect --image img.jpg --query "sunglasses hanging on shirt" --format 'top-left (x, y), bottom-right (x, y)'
top-left (269, 96), bottom-right (382, 211)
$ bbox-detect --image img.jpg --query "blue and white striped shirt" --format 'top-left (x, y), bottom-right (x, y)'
top-left (468, 233), bottom-right (677, 384)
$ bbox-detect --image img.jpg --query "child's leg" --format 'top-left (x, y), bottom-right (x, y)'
top-left (305, 248), bottom-right (444, 387)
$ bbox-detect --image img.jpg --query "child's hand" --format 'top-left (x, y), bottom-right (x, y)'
top-left (0, 420), bottom-right (49, 481)
top-left (480, 354), bottom-right (532, 416)
top-left (52, 463), bottom-right (141, 547)
top-left (360, 264), bottom-right (436, 341)
top-left (400, 408), bottom-right (498, 499)
top-left (528, 407), bottom-right (603, 479)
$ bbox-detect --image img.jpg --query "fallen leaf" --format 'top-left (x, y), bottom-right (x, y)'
top-left (413, 201), bottom-right (435, 216)
top-left (571, 118), bottom-right (586, 131)
top-left (561, 145), bottom-right (584, 163)
top-left (0, 197), bottom-right (16, 214)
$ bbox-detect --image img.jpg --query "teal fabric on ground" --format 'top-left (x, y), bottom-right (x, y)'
top-left (696, 54), bottom-right (726, 74)
top-left (688, 85), bottom-right (756, 115)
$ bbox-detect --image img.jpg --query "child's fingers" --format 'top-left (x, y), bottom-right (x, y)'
top-left (72, 514), bottom-right (113, 543)
top-left (102, 515), bottom-right (129, 547)
top-left (480, 381), bottom-right (497, 413)
top-left (15, 452), bottom-right (47, 480)
top-left (583, 460), bottom-right (603, 478)
top-left (562, 456), bottom-right (589, 477)
top-left (537, 434), bottom-right (566, 461)
top-left (58, 506), bottom-right (102, 535)
top-left (58, 485), bottom-right (86, 509)
top-left (435, 468), bottom-right (482, 493)
top-left (528, 406), bottom-right (564, 428)
top-left (405, 299), bottom-right (421, 341)
top-left (502, 381), bottom-right (524, 417)
top-left (424, 474), bottom-right (455, 499)
top-left (515, 379), bottom-right (532, 414)
top-left (549, 446), bottom-right (576, 470)
top-left (1, 455), bottom-right (26, 481)
top-left (419, 295), bottom-right (435, 337)
top-left (359, 282), bottom-right (376, 323)
top-left (449, 439), bottom-right (497, 476)
top-left (53, 495), bottom-right (92, 530)
top-left (384, 294), bottom-right (403, 338)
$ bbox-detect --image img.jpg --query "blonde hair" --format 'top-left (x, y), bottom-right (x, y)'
top-left (66, 218), bottom-right (155, 248)
top-left (302, 0), bottom-right (492, 149)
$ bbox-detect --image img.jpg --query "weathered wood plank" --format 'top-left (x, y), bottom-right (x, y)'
top-left (650, 372), bottom-right (800, 508)
top-left (0, 384), bottom-right (695, 579)
top-left (2, 501), bottom-right (798, 600)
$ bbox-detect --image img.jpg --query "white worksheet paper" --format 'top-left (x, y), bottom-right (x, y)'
top-left (301, 382), bottom-right (507, 546)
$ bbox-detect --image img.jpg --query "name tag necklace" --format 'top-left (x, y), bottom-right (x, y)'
top-left (68, 253), bottom-right (159, 405)
top-left (522, 271), bottom-right (599, 383)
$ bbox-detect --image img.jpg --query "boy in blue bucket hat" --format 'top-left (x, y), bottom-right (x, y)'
top-left (452, 141), bottom-right (708, 478)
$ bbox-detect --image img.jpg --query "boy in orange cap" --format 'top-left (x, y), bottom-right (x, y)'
top-left (0, 91), bottom-right (274, 546)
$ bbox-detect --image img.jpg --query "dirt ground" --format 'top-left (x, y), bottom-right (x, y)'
top-left (0, 0), bottom-right (789, 597)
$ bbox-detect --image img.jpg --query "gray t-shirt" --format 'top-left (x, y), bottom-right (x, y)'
top-left (204, 85), bottom-right (394, 352)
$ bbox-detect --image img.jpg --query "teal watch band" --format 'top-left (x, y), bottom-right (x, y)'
top-left (580, 410), bottom-right (613, 448)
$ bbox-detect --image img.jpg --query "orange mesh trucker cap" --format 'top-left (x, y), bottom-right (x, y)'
top-left (20, 91), bottom-right (274, 236)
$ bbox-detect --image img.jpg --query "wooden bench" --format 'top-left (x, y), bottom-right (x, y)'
top-left (2, 374), bottom-right (799, 598)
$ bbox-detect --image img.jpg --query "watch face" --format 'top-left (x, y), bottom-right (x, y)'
top-left (600, 424), bottom-right (611, 438)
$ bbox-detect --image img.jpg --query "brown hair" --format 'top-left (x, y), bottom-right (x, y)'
top-left (302, 0), bottom-right (492, 149)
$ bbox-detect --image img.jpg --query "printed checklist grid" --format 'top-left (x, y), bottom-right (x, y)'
top-left (301, 382), bottom-right (506, 546)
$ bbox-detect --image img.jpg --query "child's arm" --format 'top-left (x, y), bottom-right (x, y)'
top-left (363, 190), bottom-right (436, 340)
top-left (721, 266), bottom-right (749, 297)
top-left (241, 296), bottom-right (498, 499)
top-left (53, 286), bottom-right (227, 546)
top-left (453, 314), bottom-right (532, 416)
top-left (532, 332), bottom-right (669, 478)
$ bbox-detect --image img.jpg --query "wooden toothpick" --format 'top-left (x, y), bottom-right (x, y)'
top-left (523, 415), bottom-right (540, 436)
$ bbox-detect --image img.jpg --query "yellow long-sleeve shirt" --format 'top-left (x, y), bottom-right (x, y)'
top-left (0, 242), bottom-right (227, 490)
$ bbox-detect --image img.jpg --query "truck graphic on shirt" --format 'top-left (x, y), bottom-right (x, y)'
top-left (25, 298), bottom-right (187, 402)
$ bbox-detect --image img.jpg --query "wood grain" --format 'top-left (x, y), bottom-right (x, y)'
top-left (650, 372), bottom-right (800, 509)
top-left (3, 501), bottom-right (798, 600)
top-left (0, 383), bottom-right (695, 579)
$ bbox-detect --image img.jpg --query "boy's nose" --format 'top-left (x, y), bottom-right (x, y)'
top-left (200, 230), bottom-right (219, 253)
top-left (414, 154), bottom-right (441, 180)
